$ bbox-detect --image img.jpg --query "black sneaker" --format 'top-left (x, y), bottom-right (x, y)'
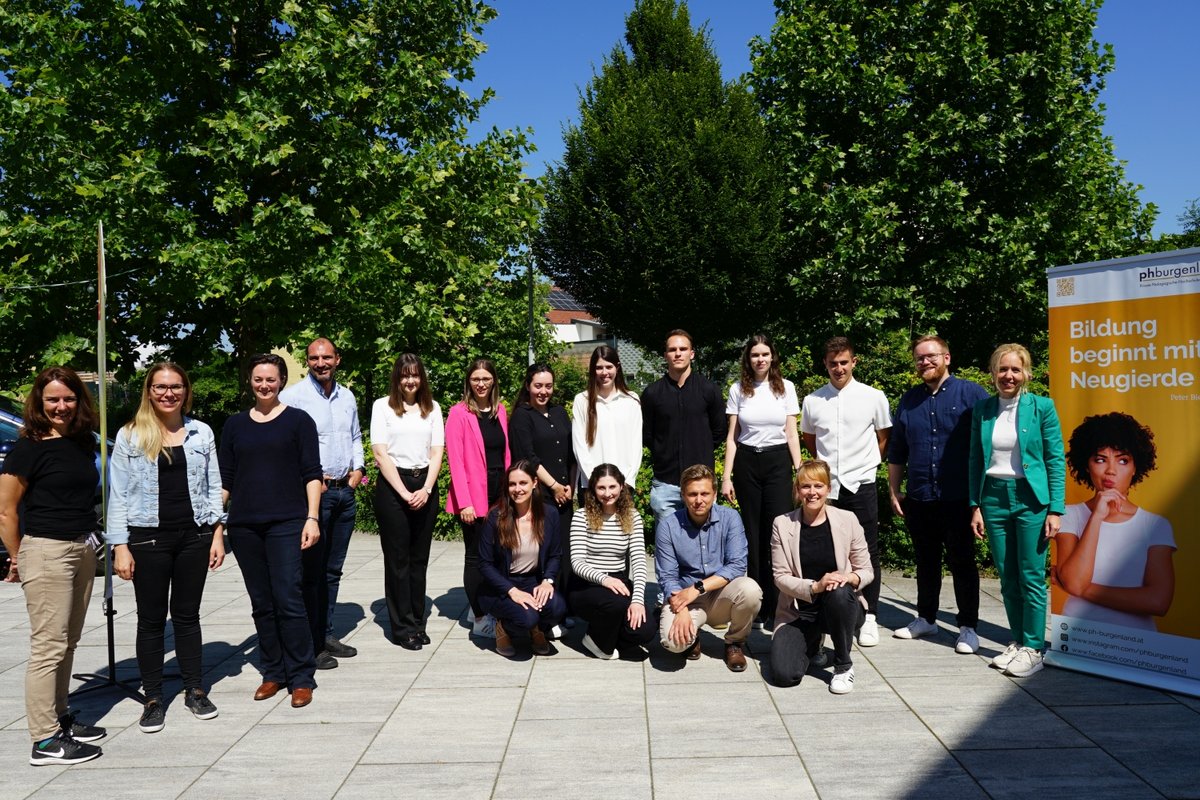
top-left (30, 731), bottom-right (102, 766)
top-left (139, 699), bottom-right (166, 733)
top-left (324, 637), bottom-right (358, 658)
top-left (58, 711), bottom-right (106, 743)
top-left (315, 650), bottom-right (339, 670)
top-left (184, 688), bottom-right (219, 720)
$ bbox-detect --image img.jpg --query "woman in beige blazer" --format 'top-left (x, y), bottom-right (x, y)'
top-left (769, 460), bottom-right (873, 693)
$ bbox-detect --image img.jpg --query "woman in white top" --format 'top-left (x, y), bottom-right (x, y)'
top-left (1055, 411), bottom-right (1175, 632)
top-left (572, 345), bottom-right (642, 492)
top-left (370, 353), bottom-right (445, 651)
top-left (569, 464), bottom-right (655, 661)
top-left (722, 334), bottom-right (802, 626)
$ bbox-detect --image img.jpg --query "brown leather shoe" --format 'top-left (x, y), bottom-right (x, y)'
top-left (290, 687), bottom-right (313, 708)
top-left (686, 637), bottom-right (703, 661)
top-left (254, 681), bottom-right (284, 701)
top-left (494, 620), bottom-right (516, 657)
top-left (530, 626), bottom-right (551, 656)
top-left (724, 642), bottom-right (747, 672)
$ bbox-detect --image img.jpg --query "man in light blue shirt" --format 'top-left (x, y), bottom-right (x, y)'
top-left (280, 337), bottom-right (365, 668)
top-left (655, 464), bottom-right (762, 672)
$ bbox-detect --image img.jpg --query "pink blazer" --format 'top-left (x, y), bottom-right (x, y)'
top-left (770, 505), bottom-right (874, 632)
top-left (444, 401), bottom-right (510, 516)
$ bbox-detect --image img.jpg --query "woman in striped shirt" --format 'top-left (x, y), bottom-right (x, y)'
top-left (568, 464), bottom-right (656, 660)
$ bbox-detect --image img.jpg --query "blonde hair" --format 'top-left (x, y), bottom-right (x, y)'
top-left (988, 343), bottom-right (1033, 392)
top-left (125, 363), bottom-right (191, 463)
top-left (791, 459), bottom-right (831, 506)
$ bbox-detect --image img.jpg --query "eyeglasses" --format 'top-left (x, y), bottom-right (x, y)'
top-left (913, 353), bottom-right (946, 364)
top-left (469, 378), bottom-right (494, 385)
top-left (151, 384), bottom-right (186, 395)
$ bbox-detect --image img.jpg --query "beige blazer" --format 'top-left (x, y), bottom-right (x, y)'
top-left (770, 505), bottom-right (873, 631)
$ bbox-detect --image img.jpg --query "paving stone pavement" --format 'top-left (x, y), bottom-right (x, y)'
top-left (2, 533), bottom-right (1198, 799)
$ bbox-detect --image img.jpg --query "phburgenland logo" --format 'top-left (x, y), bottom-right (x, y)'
top-left (1138, 261), bottom-right (1200, 286)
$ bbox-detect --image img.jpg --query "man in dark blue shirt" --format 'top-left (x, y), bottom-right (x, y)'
top-left (887, 335), bottom-right (988, 654)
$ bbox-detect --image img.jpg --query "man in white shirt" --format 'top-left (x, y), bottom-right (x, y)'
top-left (801, 337), bottom-right (891, 646)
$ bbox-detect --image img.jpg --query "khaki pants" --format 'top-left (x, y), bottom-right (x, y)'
top-left (659, 575), bottom-right (762, 652)
top-left (21, 536), bottom-right (96, 742)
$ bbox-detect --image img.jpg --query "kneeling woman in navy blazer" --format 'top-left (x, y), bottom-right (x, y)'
top-left (479, 460), bottom-right (566, 657)
top-left (770, 460), bottom-right (872, 694)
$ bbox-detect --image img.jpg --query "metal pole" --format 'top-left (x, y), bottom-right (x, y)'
top-left (527, 257), bottom-right (536, 366)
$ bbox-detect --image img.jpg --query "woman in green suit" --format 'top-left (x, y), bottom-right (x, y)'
top-left (968, 343), bottom-right (1066, 678)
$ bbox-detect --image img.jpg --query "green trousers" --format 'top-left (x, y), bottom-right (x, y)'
top-left (979, 477), bottom-right (1049, 650)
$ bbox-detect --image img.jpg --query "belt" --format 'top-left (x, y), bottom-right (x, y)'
top-left (745, 443), bottom-right (788, 454)
top-left (396, 466), bottom-right (429, 478)
top-left (324, 476), bottom-right (351, 488)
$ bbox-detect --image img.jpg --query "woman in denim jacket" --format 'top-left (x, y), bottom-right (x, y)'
top-left (107, 362), bottom-right (226, 733)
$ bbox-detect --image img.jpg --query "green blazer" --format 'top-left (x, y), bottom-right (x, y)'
top-left (968, 393), bottom-right (1066, 514)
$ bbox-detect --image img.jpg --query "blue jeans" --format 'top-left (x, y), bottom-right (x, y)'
top-left (303, 484), bottom-right (357, 649)
top-left (230, 520), bottom-right (316, 690)
top-left (649, 480), bottom-right (683, 528)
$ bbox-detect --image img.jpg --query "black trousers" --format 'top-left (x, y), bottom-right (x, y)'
top-left (460, 519), bottom-right (485, 618)
top-left (829, 481), bottom-right (881, 614)
top-left (480, 573), bottom-right (567, 633)
top-left (128, 525), bottom-right (213, 697)
top-left (229, 519), bottom-right (317, 690)
top-left (904, 498), bottom-right (979, 628)
top-left (568, 574), bottom-right (656, 653)
top-left (374, 472), bottom-right (437, 640)
top-left (769, 585), bottom-right (864, 687)
top-left (730, 444), bottom-right (792, 619)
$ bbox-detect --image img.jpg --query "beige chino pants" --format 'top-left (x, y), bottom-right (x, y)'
top-left (659, 575), bottom-right (762, 652)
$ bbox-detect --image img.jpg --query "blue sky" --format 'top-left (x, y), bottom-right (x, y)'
top-left (468, 1), bottom-right (1199, 235)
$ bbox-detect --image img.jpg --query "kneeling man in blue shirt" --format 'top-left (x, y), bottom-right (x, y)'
top-left (655, 464), bottom-right (762, 672)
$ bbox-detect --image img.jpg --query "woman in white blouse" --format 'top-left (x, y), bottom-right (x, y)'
top-left (721, 334), bottom-right (803, 627)
top-left (370, 353), bottom-right (445, 651)
top-left (571, 345), bottom-right (642, 493)
top-left (569, 464), bottom-right (655, 660)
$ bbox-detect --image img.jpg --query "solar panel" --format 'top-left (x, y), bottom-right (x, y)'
top-left (547, 289), bottom-right (587, 311)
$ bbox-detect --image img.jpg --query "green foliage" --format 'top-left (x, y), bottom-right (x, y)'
top-left (751, 0), bottom-right (1155, 368)
top-left (1151, 197), bottom-right (1200, 252)
top-left (537, 0), bottom-right (785, 354)
top-left (0, 0), bottom-right (546, 390)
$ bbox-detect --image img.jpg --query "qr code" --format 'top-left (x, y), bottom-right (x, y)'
top-left (1056, 277), bottom-right (1075, 297)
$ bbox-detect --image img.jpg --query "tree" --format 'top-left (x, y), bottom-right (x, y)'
top-left (536, 0), bottom-right (784, 358)
top-left (0, 0), bottom-right (545, 397)
top-left (751, 0), bottom-right (1155, 366)
top-left (1153, 198), bottom-right (1200, 252)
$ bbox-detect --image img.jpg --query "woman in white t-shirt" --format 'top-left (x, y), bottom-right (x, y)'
top-left (370, 353), bottom-right (445, 650)
top-left (721, 334), bottom-right (803, 626)
top-left (1055, 412), bottom-right (1175, 632)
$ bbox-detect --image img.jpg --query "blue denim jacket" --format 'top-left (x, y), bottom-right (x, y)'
top-left (105, 417), bottom-right (226, 545)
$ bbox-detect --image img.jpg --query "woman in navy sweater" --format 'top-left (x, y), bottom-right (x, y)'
top-left (220, 354), bottom-right (323, 708)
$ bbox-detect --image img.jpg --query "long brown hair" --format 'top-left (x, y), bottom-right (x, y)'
top-left (585, 345), bottom-right (635, 447)
top-left (126, 362), bottom-right (192, 463)
top-left (583, 463), bottom-right (635, 534)
top-left (22, 366), bottom-right (98, 443)
top-left (495, 460), bottom-right (544, 551)
top-left (388, 353), bottom-right (434, 417)
top-left (461, 357), bottom-right (500, 418)
top-left (738, 334), bottom-right (785, 398)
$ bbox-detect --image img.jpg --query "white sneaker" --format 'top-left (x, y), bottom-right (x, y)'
top-left (893, 617), bottom-right (938, 639)
top-left (857, 614), bottom-right (879, 647)
top-left (829, 667), bottom-right (855, 694)
top-left (580, 633), bottom-right (618, 661)
top-left (1004, 647), bottom-right (1044, 678)
top-left (472, 613), bottom-right (496, 639)
top-left (991, 642), bottom-right (1020, 670)
top-left (955, 626), bottom-right (979, 654)
top-left (549, 625), bottom-right (564, 639)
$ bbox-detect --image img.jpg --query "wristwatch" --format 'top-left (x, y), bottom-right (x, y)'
top-left (693, 580), bottom-right (706, 595)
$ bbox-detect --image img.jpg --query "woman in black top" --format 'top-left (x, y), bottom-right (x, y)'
top-left (508, 363), bottom-right (575, 583)
top-left (0, 367), bottom-right (107, 765)
top-left (220, 354), bottom-right (323, 708)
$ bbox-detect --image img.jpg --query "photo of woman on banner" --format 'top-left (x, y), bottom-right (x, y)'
top-left (1053, 412), bottom-right (1176, 631)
